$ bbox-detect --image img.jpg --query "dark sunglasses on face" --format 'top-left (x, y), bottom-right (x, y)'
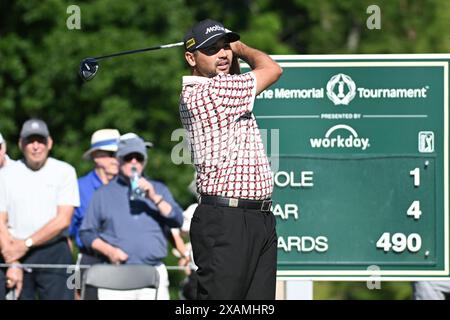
top-left (123, 152), bottom-right (145, 163)
top-left (200, 42), bottom-right (231, 56)
top-left (24, 135), bottom-right (47, 145)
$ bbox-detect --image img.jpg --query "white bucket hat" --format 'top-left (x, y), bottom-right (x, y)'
top-left (82, 129), bottom-right (121, 160)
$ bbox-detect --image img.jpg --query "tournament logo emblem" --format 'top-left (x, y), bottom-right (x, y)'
top-left (326, 73), bottom-right (356, 105)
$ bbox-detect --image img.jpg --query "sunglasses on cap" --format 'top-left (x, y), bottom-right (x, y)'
top-left (123, 152), bottom-right (145, 163)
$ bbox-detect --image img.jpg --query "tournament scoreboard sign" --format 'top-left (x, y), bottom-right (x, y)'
top-left (245, 54), bottom-right (450, 279)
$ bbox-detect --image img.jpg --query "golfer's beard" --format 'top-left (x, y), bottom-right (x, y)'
top-left (206, 58), bottom-right (231, 78)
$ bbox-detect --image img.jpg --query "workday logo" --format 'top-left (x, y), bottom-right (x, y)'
top-left (310, 124), bottom-right (370, 151)
top-left (326, 73), bottom-right (356, 105)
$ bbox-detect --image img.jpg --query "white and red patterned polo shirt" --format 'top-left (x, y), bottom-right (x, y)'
top-left (179, 72), bottom-right (273, 200)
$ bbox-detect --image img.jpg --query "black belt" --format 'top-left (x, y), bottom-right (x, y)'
top-left (199, 195), bottom-right (272, 212)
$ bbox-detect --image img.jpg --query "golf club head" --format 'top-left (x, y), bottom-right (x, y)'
top-left (79, 58), bottom-right (99, 81)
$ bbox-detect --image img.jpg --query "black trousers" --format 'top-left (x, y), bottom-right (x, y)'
top-left (0, 239), bottom-right (73, 300)
top-left (0, 265), bottom-right (7, 299)
top-left (190, 203), bottom-right (277, 300)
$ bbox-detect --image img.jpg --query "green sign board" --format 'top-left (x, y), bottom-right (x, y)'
top-left (245, 54), bottom-right (450, 279)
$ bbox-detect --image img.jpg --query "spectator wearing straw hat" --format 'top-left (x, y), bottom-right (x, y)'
top-left (69, 129), bottom-right (120, 250)
top-left (68, 129), bottom-right (120, 299)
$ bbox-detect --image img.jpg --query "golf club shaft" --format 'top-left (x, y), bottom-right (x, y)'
top-left (94, 41), bottom-right (184, 61)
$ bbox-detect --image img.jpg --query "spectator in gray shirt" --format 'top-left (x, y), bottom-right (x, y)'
top-left (79, 133), bottom-right (183, 299)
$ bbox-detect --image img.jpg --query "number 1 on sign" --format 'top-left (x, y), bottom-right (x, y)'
top-left (410, 168), bottom-right (420, 187)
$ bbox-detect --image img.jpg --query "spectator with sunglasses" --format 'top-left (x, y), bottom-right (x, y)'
top-left (79, 133), bottom-right (183, 299)
top-left (0, 119), bottom-right (79, 300)
top-left (69, 128), bottom-right (120, 299)
top-left (180, 19), bottom-right (282, 299)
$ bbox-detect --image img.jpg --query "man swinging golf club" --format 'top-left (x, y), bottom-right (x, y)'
top-left (79, 18), bottom-right (283, 300)
top-left (179, 19), bottom-right (282, 300)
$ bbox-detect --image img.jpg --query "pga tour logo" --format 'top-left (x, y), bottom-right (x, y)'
top-left (326, 73), bottom-right (357, 105)
top-left (418, 131), bottom-right (434, 153)
top-left (310, 124), bottom-right (370, 151)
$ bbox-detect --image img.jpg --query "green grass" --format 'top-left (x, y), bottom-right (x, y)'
top-left (313, 281), bottom-right (413, 300)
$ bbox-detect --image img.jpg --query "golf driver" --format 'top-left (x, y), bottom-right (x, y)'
top-left (79, 41), bottom-right (184, 81)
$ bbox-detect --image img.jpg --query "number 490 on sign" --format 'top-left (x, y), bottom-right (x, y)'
top-left (376, 232), bottom-right (422, 253)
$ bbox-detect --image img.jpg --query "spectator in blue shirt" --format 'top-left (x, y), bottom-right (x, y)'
top-left (69, 129), bottom-right (120, 299)
top-left (79, 133), bottom-right (183, 300)
top-left (70, 129), bottom-right (121, 250)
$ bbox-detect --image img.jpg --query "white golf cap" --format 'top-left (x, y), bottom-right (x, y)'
top-left (82, 129), bottom-right (121, 160)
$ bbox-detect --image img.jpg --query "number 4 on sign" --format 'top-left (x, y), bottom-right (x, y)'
top-left (407, 201), bottom-right (422, 220)
top-left (376, 232), bottom-right (392, 252)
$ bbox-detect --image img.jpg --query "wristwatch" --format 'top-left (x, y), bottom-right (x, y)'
top-left (25, 237), bottom-right (34, 248)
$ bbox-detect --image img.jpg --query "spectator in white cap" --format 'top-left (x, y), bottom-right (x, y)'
top-left (0, 132), bottom-right (15, 170)
top-left (80, 132), bottom-right (183, 300)
top-left (69, 129), bottom-right (120, 299)
top-left (0, 118), bottom-right (79, 300)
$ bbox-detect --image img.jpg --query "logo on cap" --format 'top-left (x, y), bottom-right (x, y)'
top-left (205, 25), bottom-right (225, 34)
top-left (186, 38), bottom-right (196, 49)
top-left (31, 122), bottom-right (40, 129)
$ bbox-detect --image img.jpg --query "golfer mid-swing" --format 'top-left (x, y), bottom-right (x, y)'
top-left (179, 19), bottom-right (282, 300)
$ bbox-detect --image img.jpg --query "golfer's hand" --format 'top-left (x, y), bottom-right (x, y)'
top-left (107, 247), bottom-right (128, 265)
top-left (230, 41), bottom-right (243, 57)
top-left (6, 266), bottom-right (23, 298)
